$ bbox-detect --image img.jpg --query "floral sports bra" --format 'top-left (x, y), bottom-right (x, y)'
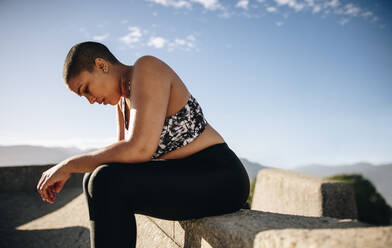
top-left (122, 94), bottom-right (208, 159)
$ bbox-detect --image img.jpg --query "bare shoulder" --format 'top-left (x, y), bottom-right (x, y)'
top-left (133, 55), bottom-right (173, 74)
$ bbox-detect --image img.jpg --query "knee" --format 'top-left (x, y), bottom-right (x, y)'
top-left (82, 172), bottom-right (92, 195)
top-left (87, 164), bottom-right (113, 199)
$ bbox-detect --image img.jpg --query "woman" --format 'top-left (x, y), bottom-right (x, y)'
top-left (37, 41), bottom-right (250, 248)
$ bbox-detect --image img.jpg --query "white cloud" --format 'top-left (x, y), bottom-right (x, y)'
top-left (218, 10), bottom-right (233, 18)
top-left (276, 21), bottom-right (284, 26)
top-left (174, 38), bottom-right (186, 45)
top-left (266, 6), bottom-right (277, 13)
top-left (167, 34), bottom-right (197, 51)
top-left (274, 0), bottom-right (304, 12)
top-left (144, 0), bottom-right (381, 29)
top-left (361, 11), bottom-right (373, 18)
top-left (152, 11), bottom-right (158, 16)
top-left (117, 23), bottom-right (198, 52)
top-left (119, 26), bottom-right (143, 46)
top-left (147, 36), bottom-right (167, 48)
top-left (343, 3), bottom-right (361, 17)
top-left (235, 0), bottom-right (249, 10)
top-left (266, 0), bottom-right (379, 27)
top-left (190, 0), bottom-right (222, 10)
top-left (172, 0), bottom-right (192, 8)
top-left (312, 5), bottom-right (321, 13)
top-left (305, 0), bottom-right (314, 6)
top-left (92, 33), bottom-right (109, 41)
top-left (339, 17), bottom-right (349, 26)
top-left (121, 20), bottom-right (128, 24)
top-left (145, 0), bottom-right (192, 9)
top-left (146, 0), bottom-right (223, 11)
top-left (324, 0), bottom-right (339, 9)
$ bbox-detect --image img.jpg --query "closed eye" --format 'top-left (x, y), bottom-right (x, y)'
top-left (84, 85), bottom-right (89, 95)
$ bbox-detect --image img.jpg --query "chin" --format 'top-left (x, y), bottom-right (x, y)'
top-left (115, 96), bottom-right (122, 104)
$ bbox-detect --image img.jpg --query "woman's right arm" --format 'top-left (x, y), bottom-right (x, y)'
top-left (117, 101), bottom-right (125, 141)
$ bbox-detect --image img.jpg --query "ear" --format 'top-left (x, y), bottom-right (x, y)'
top-left (94, 58), bottom-right (108, 72)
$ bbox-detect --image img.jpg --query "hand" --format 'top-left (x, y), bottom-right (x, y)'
top-left (117, 101), bottom-right (125, 124)
top-left (37, 161), bottom-right (72, 204)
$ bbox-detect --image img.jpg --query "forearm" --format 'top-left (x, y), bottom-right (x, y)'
top-left (62, 140), bottom-right (149, 173)
top-left (118, 127), bottom-right (125, 141)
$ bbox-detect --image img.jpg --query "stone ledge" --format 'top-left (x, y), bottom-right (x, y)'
top-left (251, 168), bottom-right (357, 219)
top-left (144, 209), bottom-right (392, 248)
top-left (0, 164), bottom-right (84, 192)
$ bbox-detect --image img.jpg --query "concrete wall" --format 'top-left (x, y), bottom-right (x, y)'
top-left (0, 164), bottom-right (84, 192)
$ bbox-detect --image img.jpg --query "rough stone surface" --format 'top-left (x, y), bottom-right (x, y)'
top-left (136, 215), bottom-right (181, 248)
top-left (172, 209), bottom-right (384, 248)
top-left (0, 188), bottom-right (179, 247)
top-left (251, 168), bottom-right (357, 219)
top-left (254, 227), bottom-right (392, 248)
top-left (145, 208), bottom-right (391, 248)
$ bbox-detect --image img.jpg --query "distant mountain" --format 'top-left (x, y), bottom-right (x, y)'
top-left (239, 158), bottom-right (268, 184)
top-left (0, 145), bottom-right (97, 167)
top-left (293, 162), bottom-right (392, 206)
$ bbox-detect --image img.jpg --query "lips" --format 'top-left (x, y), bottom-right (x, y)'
top-left (98, 98), bottom-right (104, 104)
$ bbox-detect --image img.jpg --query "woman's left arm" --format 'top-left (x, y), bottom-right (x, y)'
top-left (37, 140), bottom-right (150, 203)
top-left (64, 139), bottom-right (150, 173)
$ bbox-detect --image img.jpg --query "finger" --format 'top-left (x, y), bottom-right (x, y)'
top-left (47, 188), bottom-right (55, 203)
top-left (50, 186), bottom-right (57, 199)
top-left (46, 188), bottom-right (51, 201)
top-left (48, 186), bottom-right (55, 198)
top-left (37, 173), bottom-right (46, 192)
top-left (38, 173), bottom-right (50, 193)
top-left (38, 179), bottom-right (47, 200)
top-left (54, 180), bottom-right (66, 193)
top-left (41, 180), bottom-right (49, 201)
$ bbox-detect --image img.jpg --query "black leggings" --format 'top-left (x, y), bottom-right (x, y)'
top-left (82, 142), bottom-right (250, 248)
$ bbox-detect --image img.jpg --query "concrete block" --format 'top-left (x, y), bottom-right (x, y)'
top-left (251, 168), bottom-right (357, 219)
top-left (136, 215), bottom-right (180, 248)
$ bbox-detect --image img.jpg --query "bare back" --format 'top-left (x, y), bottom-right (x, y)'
top-left (123, 61), bottom-right (225, 160)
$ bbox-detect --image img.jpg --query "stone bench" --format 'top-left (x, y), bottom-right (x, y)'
top-left (1, 166), bottom-right (391, 247)
top-left (139, 209), bottom-right (392, 248)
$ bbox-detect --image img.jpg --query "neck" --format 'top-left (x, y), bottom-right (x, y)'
top-left (118, 64), bottom-right (133, 98)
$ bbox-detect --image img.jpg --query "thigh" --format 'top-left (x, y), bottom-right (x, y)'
top-left (97, 156), bottom-right (247, 221)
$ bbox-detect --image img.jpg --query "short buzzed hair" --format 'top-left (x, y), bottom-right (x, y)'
top-left (63, 41), bottom-right (120, 83)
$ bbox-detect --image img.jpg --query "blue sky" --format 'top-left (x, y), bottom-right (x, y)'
top-left (0, 0), bottom-right (391, 168)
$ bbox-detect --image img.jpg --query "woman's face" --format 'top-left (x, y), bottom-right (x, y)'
top-left (67, 65), bottom-right (122, 106)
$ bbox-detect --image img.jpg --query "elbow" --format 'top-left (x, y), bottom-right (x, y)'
top-left (137, 147), bottom-right (153, 162)
top-left (125, 143), bottom-right (152, 163)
